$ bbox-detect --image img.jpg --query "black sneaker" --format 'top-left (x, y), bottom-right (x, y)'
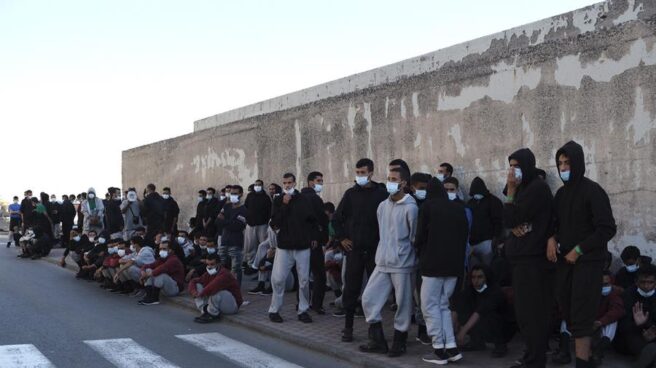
top-left (248, 284), bottom-right (265, 295)
top-left (138, 298), bottom-right (160, 306)
top-left (332, 308), bottom-right (346, 317)
top-left (262, 286), bottom-right (273, 295)
top-left (298, 312), bottom-right (313, 323)
top-left (354, 307), bottom-right (365, 318)
top-left (311, 306), bottom-right (326, 315)
top-left (195, 312), bottom-right (221, 323)
top-left (269, 312), bottom-right (283, 323)
top-left (423, 350), bottom-right (449, 365)
top-left (446, 347), bottom-right (463, 362)
top-left (243, 266), bottom-right (258, 276)
top-left (341, 328), bottom-right (353, 342)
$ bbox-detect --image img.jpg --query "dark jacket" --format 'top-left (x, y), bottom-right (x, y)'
top-left (553, 141), bottom-right (616, 262)
top-left (60, 199), bottom-right (76, 225)
top-left (616, 286), bottom-right (656, 355)
top-left (597, 287), bottom-right (625, 326)
top-left (416, 178), bottom-right (469, 277)
top-left (142, 192), bottom-right (165, 230)
top-left (467, 177), bottom-right (503, 245)
top-left (218, 204), bottom-right (248, 247)
top-left (271, 190), bottom-right (318, 250)
top-left (189, 266), bottom-right (243, 306)
top-left (49, 201), bottom-right (62, 224)
top-left (332, 181), bottom-right (388, 251)
top-left (503, 148), bottom-right (554, 262)
top-left (105, 198), bottom-right (124, 234)
top-left (163, 197), bottom-right (180, 232)
top-left (195, 199), bottom-right (207, 229)
top-left (615, 267), bottom-right (638, 291)
top-left (20, 197), bottom-right (34, 226)
top-left (244, 191), bottom-right (272, 226)
top-left (301, 187), bottom-right (329, 244)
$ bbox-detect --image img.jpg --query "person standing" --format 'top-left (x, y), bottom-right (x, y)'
top-left (216, 185), bottom-right (248, 284)
top-left (121, 188), bottom-right (142, 240)
top-left (81, 188), bottom-right (105, 234)
top-left (162, 187), bottom-right (180, 235)
top-left (104, 187), bottom-right (125, 239)
top-left (202, 187), bottom-right (221, 239)
top-left (20, 190), bottom-right (34, 231)
top-left (503, 148), bottom-right (554, 368)
top-left (49, 194), bottom-right (62, 242)
top-left (60, 195), bottom-right (76, 247)
top-left (267, 173), bottom-right (318, 324)
top-left (7, 196), bottom-right (22, 247)
top-left (547, 140), bottom-right (616, 368)
top-left (467, 177), bottom-right (504, 267)
top-left (141, 183), bottom-right (165, 245)
top-left (243, 179), bottom-right (272, 271)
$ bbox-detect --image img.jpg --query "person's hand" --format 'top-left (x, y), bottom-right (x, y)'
top-left (593, 320), bottom-right (603, 330)
top-left (113, 274), bottom-right (120, 283)
top-left (185, 270), bottom-right (195, 282)
top-left (634, 302), bottom-right (650, 326)
top-left (189, 286), bottom-right (197, 298)
top-left (506, 168), bottom-right (519, 195)
top-left (643, 326), bottom-right (656, 342)
top-left (311, 240), bottom-right (318, 249)
top-left (456, 331), bottom-right (466, 346)
top-left (511, 226), bottom-right (527, 238)
top-left (217, 213), bottom-right (225, 220)
top-left (282, 194), bottom-right (292, 205)
top-left (565, 249), bottom-right (580, 264)
top-left (340, 238), bottom-right (353, 252)
top-left (59, 257), bottom-right (66, 268)
top-left (547, 237), bottom-right (558, 263)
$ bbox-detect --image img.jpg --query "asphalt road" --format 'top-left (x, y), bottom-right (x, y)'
top-left (0, 234), bottom-right (355, 368)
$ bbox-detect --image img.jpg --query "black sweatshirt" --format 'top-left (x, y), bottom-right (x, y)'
top-left (552, 141), bottom-right (616, 262)
top-left (415, 178), bottom-right (469, 277)
top-left (467, 177), bottom-right (504, 245)
top-left (332, 181), bottom-right (388, 251)
top-left (244, 191), bottom-right (272, 226)
top-left (301, 188), bottom-right (329, 245)
top-left (271, 190), bottom-right (318, 250)
top-left (163, 197), bottom-right (180, 232)
top-left (503, 148), bottom-right (554, 262)
top-left (60, 199), bottom-right (76, 225)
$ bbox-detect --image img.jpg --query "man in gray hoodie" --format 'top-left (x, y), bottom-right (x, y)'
top-left (360, 167), bottom-right (418, 358)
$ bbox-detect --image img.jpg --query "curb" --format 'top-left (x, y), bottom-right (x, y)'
top-left (35, 251), bottom-right (398, 368)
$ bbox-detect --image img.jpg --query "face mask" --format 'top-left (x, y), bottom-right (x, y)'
top-left (475, 284), bottom-right (488, 293)
top-left (514, 167), bottom-right (523, 182)
top-left (200, 245), bottom-right (207, 250)
top-left (206, 194), bottom-right (213, 200)
top-left (560, 170), bottom-right (570, 182)
top-left (162, 194), bottom-right (170, 199)
top-left (88, 236), bottom-right (96, 242)
top-left (355, 175), bottom-right (370, 186)
top-left (98, 237), bottom-right (106, 244)
top-left (436, 174), bottom-right (445, 182)
top-left (626, 264), bottom-right (639, 273)
top-left (127, 192), bottom-right (137, 202)
top-left (206, 267), bottom-right (218, 276)
top-left (117, 249), bottom-right (126, 257)
top-left (88, 193), bottom-right (96, 199)
top-left (73, 235), bottom-right (81, 242)
top-left (638, 288), bottom-right (656, 298)
top-left (601, 286), bottom-right (612, 296)
top-left (386, 182), bottom-right (400, 195)
top-left (284, 188), bottom-right (295, 196)
top-left (197, 196), bottom-right (203, 203)
top-left (414, 190), bottom-right (427, 200)
top-left (51, 197), bottom-right (56, 202)
top-left (334, 253), bottom-right (344, 262)
top-left (159, 250), bottom-right (169, 259)
top-left (448, 192), bottom-right (457, 201)
top-left (177, 236), bottom-right (186, 245)
top-left (314, 184), bottom-right (323, 193)
top-left (207, 247), bottom-right (216, 254)
top-left (473, 194), bottom-right (484, 200)
top-left (219, 195), bottom-right (226, 201)
top-left (254, 185), bottom-right (262, 193)
top-left (13, 200), bottom-right (18, 204)
top-left (130, 245), bottom-right (136, 252)
top-left (230, 194), bottom-right (240, 204)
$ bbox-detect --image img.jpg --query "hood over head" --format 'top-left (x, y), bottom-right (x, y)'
top-left (555, 140), bottom-right (585, 185)
top-left (508, 148), bottom-right (537, 185)
top-left (426, 177), bottom-right (447, 201)
top-left (469, 177), bottom-right (490, 197)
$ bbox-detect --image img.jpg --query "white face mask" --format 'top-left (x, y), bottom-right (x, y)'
top-left (88, 236), bottom-right (96, 242)
top-left (219, 195), bottom-right (226, 201)
top-left (206, 194), bottom-right (214, 200)
top-left (284, 188), bottom-right (295, 196)
top-left (207, 247), bottom-right (217, 254)
top-left (473, 194), bottom-right (484, 200)
top-left (560, 170), bottom-right (570, 182)
top-left (230, 194), bottom-right (240, 204)
top-left (475, 284), bottom-right (488, 293)
top-left (638, 288), bottom-right (656, 298)
top-left (197, 196), bottom-right (203, 203)
top-left (514, 167), bottom-right (523, 182)
top-left (386, 182), bottom-right (400, 195)
top-left (88, 193), bottom-right (96, 199)
top-left (448, 192), bottom-right (457, 201)
top-left (414, 190), bottom-right (426, 200)
top-left (127, 191), bottom-right (137, 202)
top-left (253, 185), bottom-right (262, 193)
top-left (73, 235), bottom-right (81, 242)
top-left (98, 237), bottom-right (106, 244)
top-left (117, 249), bottom-right (126, 257)
top-left (13, 200), bottom-right (18, 204)
top-left (601, 286), bottom-right (612, 296)
top-left (626, 264), bottom-right (639, 273)
top-left (436, 173), bottom-right (445, 182)
top-left (130, 245), bottom-right (136, 252)
top-left (162, 194), bottom-right (170, 199)
top-left (333, 252), bottom-right (344, 262)
top-left (177, 236), bottom-right (186, 245)
top-left (314, 184), bottom-right (323, 193)
top-left (51, 197), bottom-right (56, 202)
top-left (206, 266), bottom-right (218, 276)
top-left (159, 250), bottom-right (169, 259)
top-left (355, 175), bottom-right (369, 186)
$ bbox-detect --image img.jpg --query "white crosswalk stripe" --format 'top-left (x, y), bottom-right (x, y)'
top-left (84, 338), bottom-right (180, 368)
top-left (176, 332), bottom-right (305, 368)
top-left (0, 344), bottom-right (55, 368)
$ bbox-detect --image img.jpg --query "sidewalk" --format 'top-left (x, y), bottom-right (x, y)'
top-left (10, 243), bottom-right (633, 368)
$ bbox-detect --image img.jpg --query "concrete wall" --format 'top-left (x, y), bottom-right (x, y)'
top-left (123, 0), bottom-right (656, 259)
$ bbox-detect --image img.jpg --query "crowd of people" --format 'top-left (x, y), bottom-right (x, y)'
top-left (6, 139), bottom-right (656, 368)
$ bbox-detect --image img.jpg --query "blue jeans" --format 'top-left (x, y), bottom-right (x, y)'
top-left (219, 245), bottom-right (243, 284)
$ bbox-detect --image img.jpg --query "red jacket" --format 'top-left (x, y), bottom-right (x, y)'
top-left (189, 267), bottom-right (243, 307)
top-left (597, 287), bottom-right (625, 326)
top-left (103, 254), bottom-right (121, 268)
top-left (142, 254), bottom-right (185, 290)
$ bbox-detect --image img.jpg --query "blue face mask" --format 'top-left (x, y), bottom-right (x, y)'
top-left (386, 182), bottom-right (400, 195)
top-left (414, 190), bottom-right (427, 200)
top-left (560, 170), bottom-right (571, 182)
top-left (626, 264), bottom-right (639, 273)
top-left (447, 192), bottom-right (457, 201)
top-left (514, 167), bottom-right (523, 181)
top-left (355, 176), bottom-right (369, 187)
top-left (602, 286), bottom-right (612, 296)
top-left (473, 194), bottom-right (484, 200)
top-left (638, 288), bottom-right (656, 298)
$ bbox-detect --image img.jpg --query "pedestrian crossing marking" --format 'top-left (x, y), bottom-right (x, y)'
top-left (84, 338), bottom-right (180, 368)
top-left (176, 332), bottom-right (305, 368)
top-left (0, 344), bottom-right (55, 368)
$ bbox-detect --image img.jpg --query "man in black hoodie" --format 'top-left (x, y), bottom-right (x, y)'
top-left (141, 184), bottom-right (165, 245)
top-left (203, 187), bottom-right (221, 239)
top-left (301, 171), bottom-right (330, 314)
top-left (546, 140), bottom-right (616, 368)
top-left (60, 195), bottom-right (77, 246)
top-left (162, 187), bottom-right (180, 235)
top-left (244, 179), bottom-right (272, 268)
top-left (333, 158), bottom-right (389, 342)
top-left (104, 187), bottom-right (125, 238)
top-left (467, 177), bottom-right (503, 267)
top-left (267, 173), bottom-right (318, 324)
top-left (503, 148), bottom-right (554, 368)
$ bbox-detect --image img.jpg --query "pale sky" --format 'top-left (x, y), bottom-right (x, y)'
top-left (0, 0), bottom-right (600, 202)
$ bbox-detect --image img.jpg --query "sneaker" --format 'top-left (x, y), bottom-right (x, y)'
top-left (195, 312), bottom-right (221, 323)
top-left (311, 306), bottom-right (326, 315)
top-left (261, 287), bottom-right (273, 295)
top-left (130, 289), bottom-right (146, 298)
top-left (243, 266), bottom-right (258, 276)
top-left (269, 312), bottom-right (283, 323)
top-left (248, 284), bottom-right (266, 295)
top-left (298, 312), bottom-right (313, 323)
top-left (138, 299), bottom-right (160, 306)
top-left (332, 308), bottom-right (346, 317)
top-left (423, 350), bottom-right (449, 365)
top-left (446, 347), bottom-right (463, 362)
top-left (354, 307), bottom-right (365, 318)
top-left (341, 328), bottom-right (353, 342)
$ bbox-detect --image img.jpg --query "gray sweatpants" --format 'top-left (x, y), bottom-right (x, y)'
top-left (145, 274), bottom-right (180, 296)
top-left (127, 265), bottom-right (142, 283)
top-left (194, 285), bottom-right (239, 316)
top-left (101, 268), bottom-right (117, 279)
top-left (244, 224), bottom-right (268, 263)
top-left (361, 268), bottom-right (414, 332)
top-left (268, 248), bottom-right (310, 314)
top-left (250, 239), bottom-right (271, 270)
top-left (421, 276), bottom-right (457, 349)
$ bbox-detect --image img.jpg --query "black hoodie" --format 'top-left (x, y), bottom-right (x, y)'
top-left (271, 189), bottom-right (318, 250)
top-left (467, 177), bottom-right (504, 245)
top-left (332, 181), bottom-right (389, 251)
top-left (301, 187), bottom-right (329, 244)
top-left (244, 191), bottom-right (272, 226)
top-left (553, 141), bottom-right (616, 262)
top-left (415, 178), bottom-right (469, 277)
top-left (503, 148), bottom-right (554, 262)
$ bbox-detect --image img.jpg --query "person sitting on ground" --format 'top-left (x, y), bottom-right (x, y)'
top-left (114, 235), bottom-right (155, 297)
top-left (76, 230), bottom-right (103, 279)
top-left (249, 247), bottom-right (295, 296)
top-left (18, 226), bottom-right (52, 260)
top-left (185, 236), bottom-right (217, 282)
top-left (100, 237), bottom-right (124, 291)
top-left (615, 245), bottom-right (642, 291)
top-left (60, 227), bottom-right (92, 270)
top-left (189, 253), bottom-right (244, 323)
top-left (247, 224), bottom-right (279, 294)
top-left (138, 239), bottom-right (185, 305)
top-left (216, 185), bottom-right (248, 284)
top-left (175, 230), bottom-right (198, 267)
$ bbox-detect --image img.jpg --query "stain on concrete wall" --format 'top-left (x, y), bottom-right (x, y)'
top-left (123, 0), bottom-right (656, 259)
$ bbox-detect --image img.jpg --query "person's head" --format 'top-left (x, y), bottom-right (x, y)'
top-left (437, 163), bottom-right (453, 181)
top-left (130, 235), bottom-right (144, 251)
top-left (388, 159), bottom-right (410, 174)
top-left (386, 167), bottom-right (410, 196)
top-left (602, 271), bottom-right (613, 296)
top-left (159, 240), bottom-right (170, 258)
top-left (162, 187), bottom-right (171, 199)
top-left (40, 192), bottom-right (49, 203)
top-left (324, 202), bottom-right (335, 220)
top-left (508, 148), bottom-right (537, 185)
top-left (30, 197), bottom-right (39, 207)
top-left (468, 177), bottom-right (489, 200)
top-left (25, 190), bottom-right (33, 198)
top-left (470, 265), bottom-right (490, 292)
top-left (50, 193), bottom-right (57, 202)
top-left (269, 183), bottom-right (282, 197)
top-left (206, 239), bottom-right (217, 254)
top-left (443, 177), bottom-right (459, 201)
top-left (307, 171), bottom-right (324, 193)
top-left (355, 158), bottom-right (375, 186)
top-left (230, 185), bottom-right (244, 204)
top-left (282, 173), bottom-right (296, 194)
top-left (88, 230), bottom-right (97, 241)
top-left (205, 253), bottom-right (220, 274)
top-left (176, 230), bottom-right (189, 245)
top-left (535, 168), bottom-right (547, 180)
top-left (621, 245), bottom-right (641, 272)
top-left (410, 172), bottom-right (430, 200)
top-left (253, 179), bottom-right (264, 193)
top-left (87, 187), bottom-right (97, 200)
top-left (198, 189), bottom-right (207, 202)
top-left (13, 196), bottom-right (18, 203)
top-left (206, 187), bottom-right (216, 199)
top-left (62, 194), bottom-right (69, 201)
top-left (636, 265), bottom-right (656, 296)
top-left (555, 140), bottom-right (585, 184)
top-left (70, 228), bottom-right (80, 241)
top-left (199, 235), bottom-right (208, 248)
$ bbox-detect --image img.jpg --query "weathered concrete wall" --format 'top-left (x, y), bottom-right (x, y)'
top-left (123, 0), bottom-right (656, 259)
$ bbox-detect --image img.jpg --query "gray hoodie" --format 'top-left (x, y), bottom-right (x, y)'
top-left (374, 194), bottom-right (418, 273)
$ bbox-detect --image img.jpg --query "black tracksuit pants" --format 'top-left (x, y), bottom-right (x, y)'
top-left (310, 246), bottom-right (326, 309)
top-left (343, 248), bottom-right (376, 329)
